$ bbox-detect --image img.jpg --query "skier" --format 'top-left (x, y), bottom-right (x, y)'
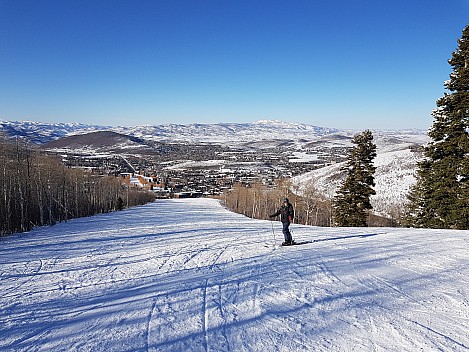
top-left (270, 198), bottom-right (295, 246)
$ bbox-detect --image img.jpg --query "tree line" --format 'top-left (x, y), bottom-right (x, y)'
top-left (0, 138), bottom-right (155, 236)
top-left (222, 178), bottom-right (333, 227)
top-left (222, 130), bottom-right (392, 228)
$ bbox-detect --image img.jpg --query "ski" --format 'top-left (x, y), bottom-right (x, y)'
top-left (281, 240), bottom-right (315, 246)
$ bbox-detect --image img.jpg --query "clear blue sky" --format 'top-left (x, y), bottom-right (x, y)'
top-left (0, 0), bottom-right (468, 129)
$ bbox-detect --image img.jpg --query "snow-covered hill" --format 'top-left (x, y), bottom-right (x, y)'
top-left (1, 198), bottom-right (468, 351)
top-left (0, 119), bottom-right (339, 145)
top-left (113, 120), bottom-right (340, 145)
top-left (0, 120), bottom-right (108, 144)
top-left (42, 130), bottom-right (152, 154)
top-left (0, 119), bottom-right (428, 150)
top-left (294, 133), bottom-right (429, 216)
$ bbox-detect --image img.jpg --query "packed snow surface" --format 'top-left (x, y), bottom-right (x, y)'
top-left (1, 199), bottom-right (468, 351)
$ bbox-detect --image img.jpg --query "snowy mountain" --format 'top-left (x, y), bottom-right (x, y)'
top-left (42, 130), bottom-right (152, 154)
top-left (1, 118), bottom-right (427, 152)
top-left (293, 132), bottom-right (430, 216)
top-left (0, 119), bottom-right (339, 145)
top-left (0, 120), bottom-right (108, 144)
top-left (2, 198), bottom-right (468, 351)
top-left (115, 120), bottom-right (340, 145)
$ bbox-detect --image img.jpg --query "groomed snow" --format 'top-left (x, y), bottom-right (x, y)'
top-left (1, 199), bottom-right (468, 351)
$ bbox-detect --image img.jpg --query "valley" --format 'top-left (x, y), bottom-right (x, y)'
top-left (1, 119), bottom-right (429, 214)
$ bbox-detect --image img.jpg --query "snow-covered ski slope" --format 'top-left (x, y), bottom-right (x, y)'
top-left (1, 199), bottom-right (468, 352)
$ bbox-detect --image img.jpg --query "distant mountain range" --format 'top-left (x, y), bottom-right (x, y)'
top-left (0, 119), bottom-right (427, 147)
top-left (112, 120), bottom-right (340, 144)
top-left (0, 120), bottom-right (107, 144)
top-left (0, 119), bottom-right (340, 145)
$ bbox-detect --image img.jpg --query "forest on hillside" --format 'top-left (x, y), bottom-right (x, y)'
top-left (222, 178), bottom-right (395, 228)
top-left (0, 138), bottom-right (155, 236)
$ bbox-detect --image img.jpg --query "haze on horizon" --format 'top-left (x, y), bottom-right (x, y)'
top-left (0, 1), bottom-right (467, 130)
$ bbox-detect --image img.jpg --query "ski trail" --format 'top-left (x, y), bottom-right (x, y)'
top-left (216, 284), bottom-right (231, 352)
top-left (411, 320), bottom-right (469, 350)
top-left (311, 235), bottom-right (469, 351)
top-left (201, 237), bottom-right (239, 352)
top-left (202, 279), bottom-right (209, 352)
top-left (2, 199), bottom-right (468, 351)
top-left (2, 258), bottom-right (44, 299)
top-left (146, 300), bottom-right (158, 352)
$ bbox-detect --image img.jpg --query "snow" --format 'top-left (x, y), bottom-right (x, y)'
top-left (1, 198), bottom-right (468, 351)
top-left (289, 152), bottom-right (321, 163)
top-left (293, 143), bottom-right (425, 216)
top-left (164, 159), bottom-right (227, 171)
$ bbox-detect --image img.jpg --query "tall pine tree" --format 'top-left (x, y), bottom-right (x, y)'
top-left (333, 130), bottom-right (377, 227)
top-left (408, 26), bottom-right (469, 229)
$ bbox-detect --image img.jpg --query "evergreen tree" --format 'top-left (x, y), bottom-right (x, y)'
top-left (333, 130), bottom-right (377, 227)
top-left (407, 25), bottom-right (469, 229)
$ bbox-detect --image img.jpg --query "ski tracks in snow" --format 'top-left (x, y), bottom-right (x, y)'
top-left (2, 199), bottom-right (469, 351)
top-left (1, 258), bottom-right (44, 299)
top-left (307, 231), bottom-right (469, 351)
top-left (201, 240), bottom-right (236, 352)
top-left (145, 227), bottom-right (245, 352)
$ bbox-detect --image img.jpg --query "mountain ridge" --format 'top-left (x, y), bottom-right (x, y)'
top-left (42, 130), bottom-right (151, 154)
top-left (0, 119), bottom-right (426, 146)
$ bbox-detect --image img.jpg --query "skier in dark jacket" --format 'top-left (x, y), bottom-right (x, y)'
top-left (270, 198), bottom-right (295, 245)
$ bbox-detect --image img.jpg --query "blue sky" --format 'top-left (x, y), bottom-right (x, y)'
top-left (0, 0), bottom-right (468, 129)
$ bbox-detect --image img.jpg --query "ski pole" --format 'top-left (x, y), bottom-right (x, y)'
top-left (271, 220), bottom-right (276, 246)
